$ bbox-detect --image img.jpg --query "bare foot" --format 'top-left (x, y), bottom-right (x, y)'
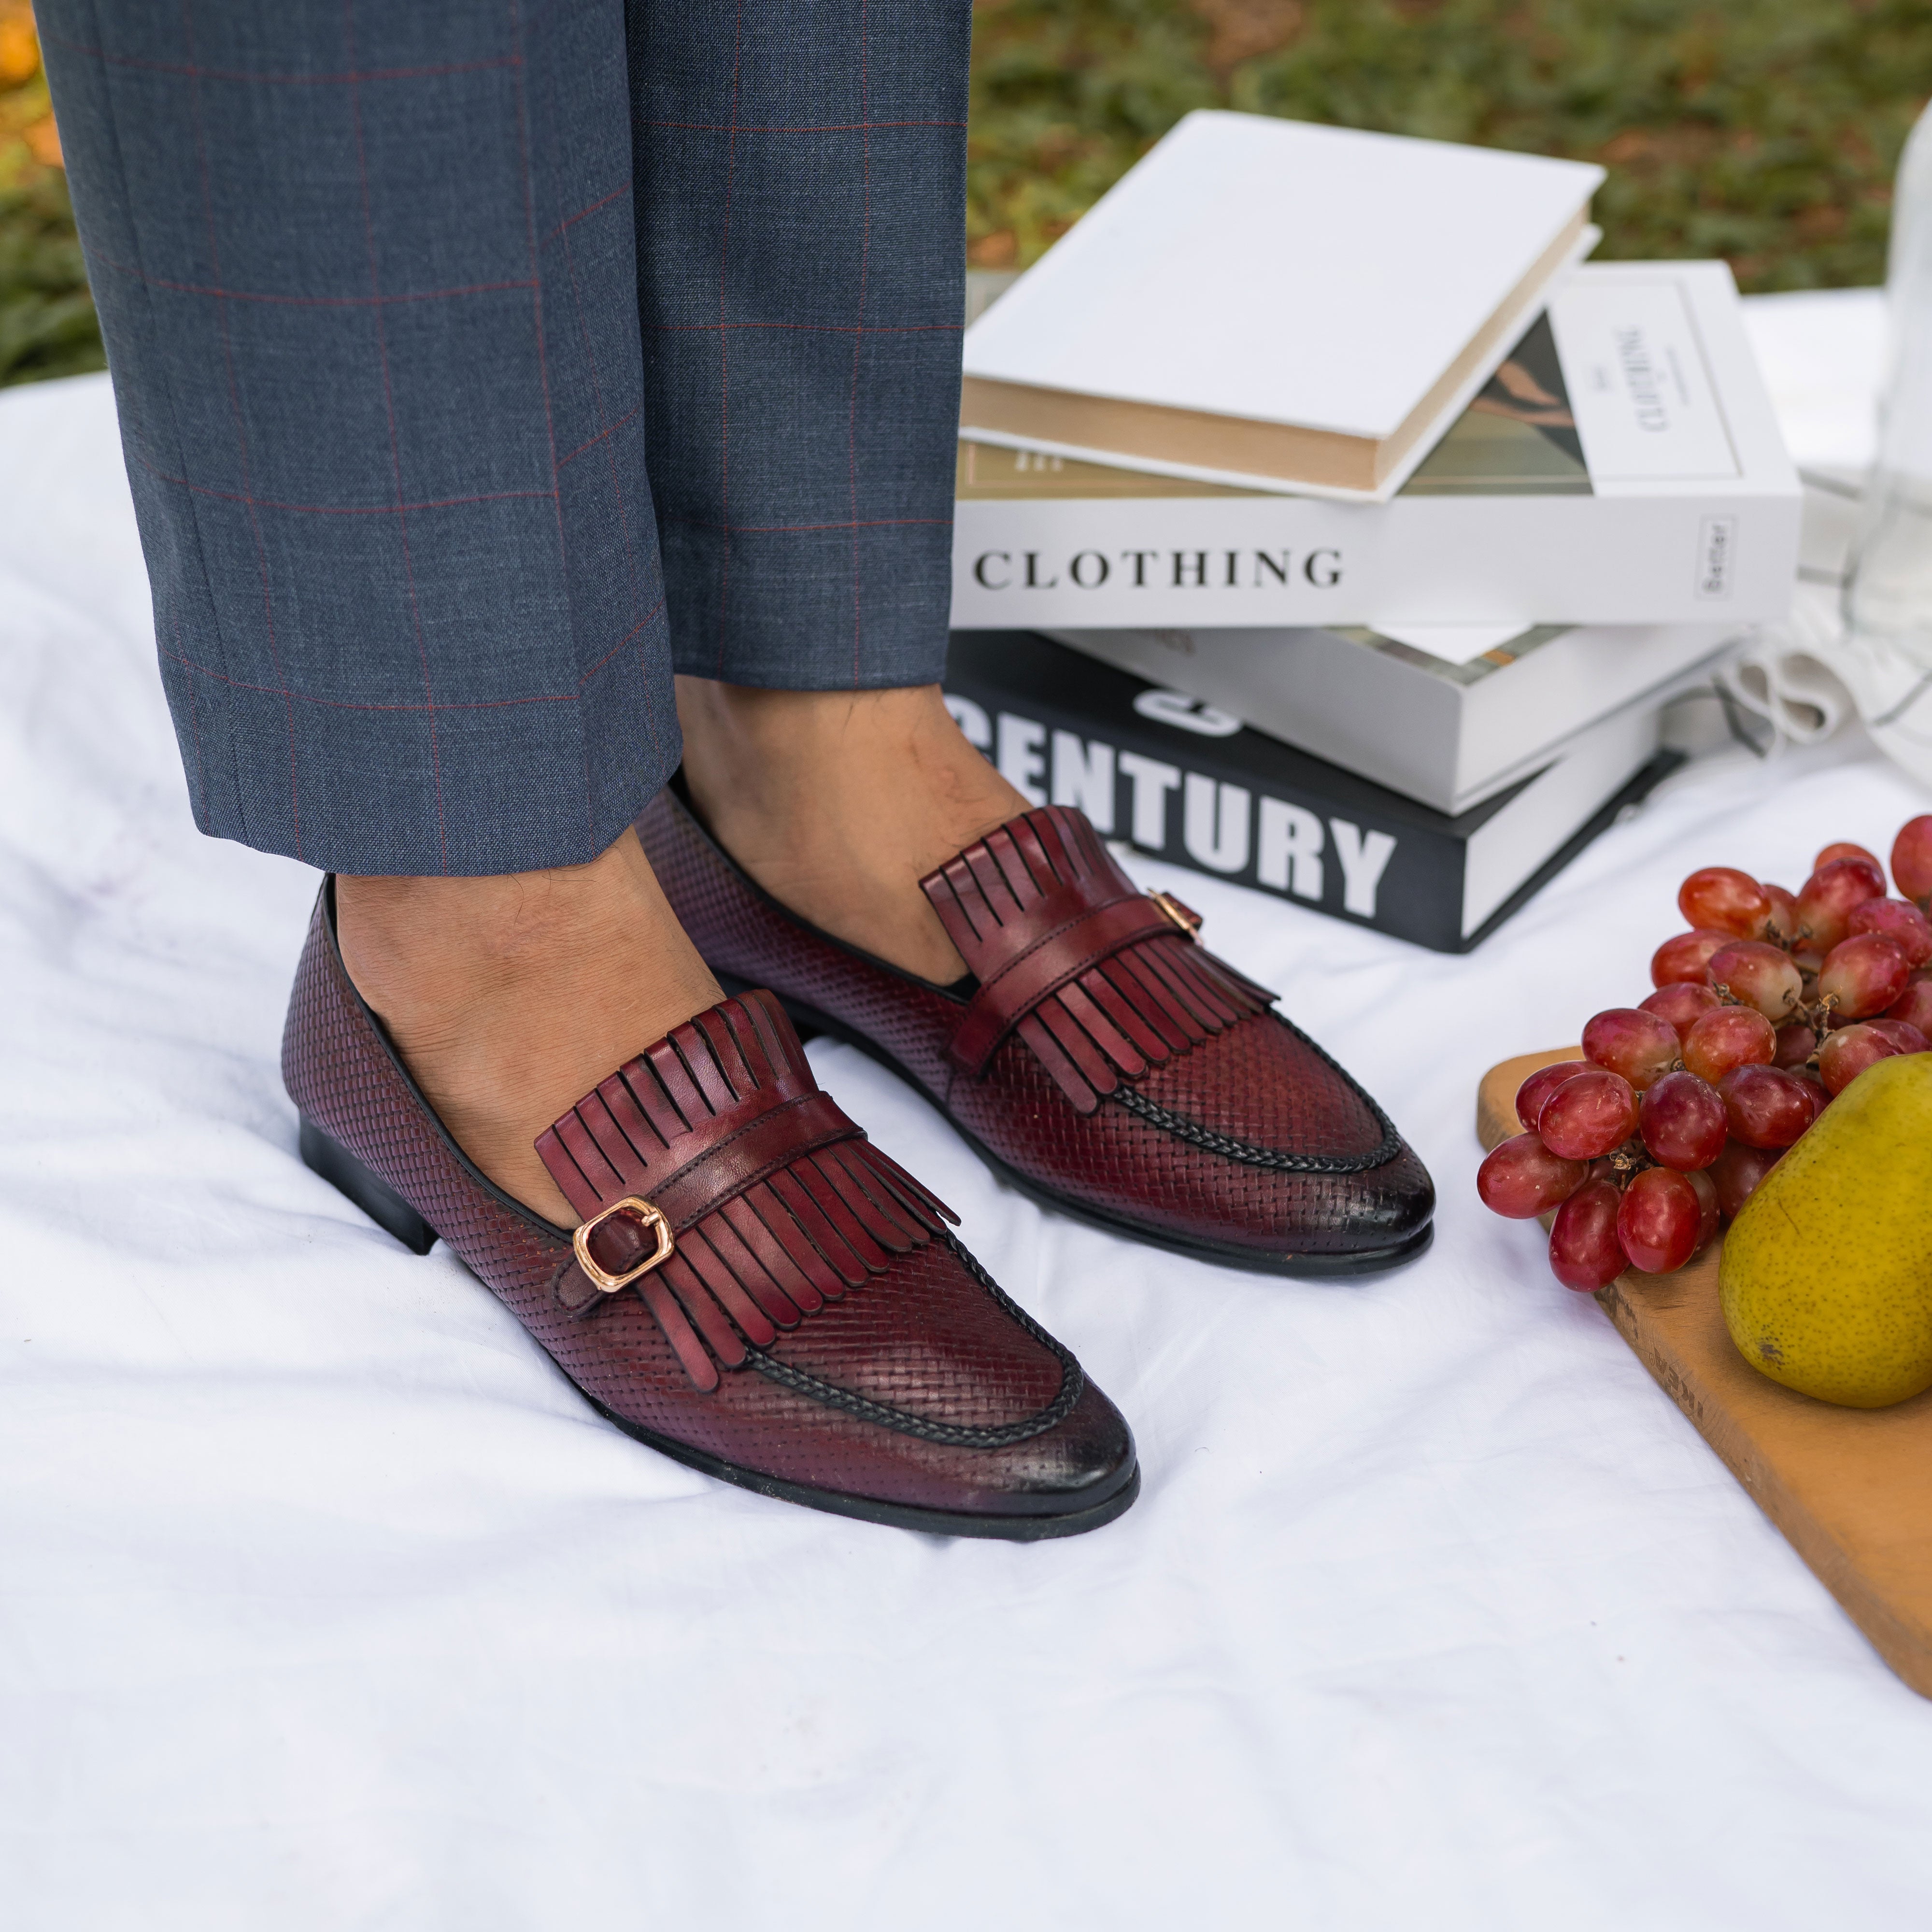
top-left (674, 679), bottom-right (1031, 984)
top-left (336, 829), bottom-right (722, 1226)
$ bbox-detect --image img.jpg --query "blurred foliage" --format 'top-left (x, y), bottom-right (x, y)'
top-left (2, 1), bottom-right (1930, 389)
top-left (1, 170), bottom-right (103, 384)
top-left (968, 0), bottom-right (1932, 291)
top-left (1, 1), bottom-right (106, 384)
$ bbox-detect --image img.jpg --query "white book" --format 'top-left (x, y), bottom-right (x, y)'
top-left (1450, 697), bottom-right (1667, 939)
top-left (952, 262), bottom-right (1802, 628)
top-left (1045, 615), bottom-right (1739, 816)
top-left (960, 111), bottom-right (1603, 501)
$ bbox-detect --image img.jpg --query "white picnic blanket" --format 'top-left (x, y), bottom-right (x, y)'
top-left (4, 291), bottom-right (1930, 1931)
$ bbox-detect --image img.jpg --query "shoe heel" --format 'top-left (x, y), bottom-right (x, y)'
top-left (299, 1118), bottom-right (437, 1255)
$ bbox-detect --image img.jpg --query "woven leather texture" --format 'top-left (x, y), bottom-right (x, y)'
top-left (639, 789), bottom-right (1435, 1264)
top-left (281, 886), bottom-right (1133, 1517)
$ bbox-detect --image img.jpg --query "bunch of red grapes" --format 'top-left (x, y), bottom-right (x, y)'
top-left (1479, 814), bottom-right (1932, 1292)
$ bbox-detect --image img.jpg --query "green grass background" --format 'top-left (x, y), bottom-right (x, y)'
top-left (4, 0), bottom-right (1931, 389)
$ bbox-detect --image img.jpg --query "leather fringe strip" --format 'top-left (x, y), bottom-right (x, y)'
top-left (924, 806), bottom-right (1275, 1114)
top-left (538, 990), bottom-right (955, 1391)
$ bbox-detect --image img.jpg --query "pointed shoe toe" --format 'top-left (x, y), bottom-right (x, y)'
top-left (283, 882), bottom-right (1138, 1539)
top-left (639, 789), bottom-right (1435, 1278)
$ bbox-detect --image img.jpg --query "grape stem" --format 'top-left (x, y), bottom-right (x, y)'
top-left (1794, 990), bottom-right (1840, 1032)
top-left (1604, 1139), bottom-right (1653, 1184)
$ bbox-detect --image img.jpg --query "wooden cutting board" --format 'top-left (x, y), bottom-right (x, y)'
top-left (1479, 1048), bottom-right (1932, 1698)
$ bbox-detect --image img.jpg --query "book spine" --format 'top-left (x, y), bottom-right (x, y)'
top-left (949, 489), bottom-right (1802, 628)
top-left (940, 664), bottom-right (1471, 953)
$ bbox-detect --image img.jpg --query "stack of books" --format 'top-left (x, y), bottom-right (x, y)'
top-left (943, 112), bottom-right (1803, 952)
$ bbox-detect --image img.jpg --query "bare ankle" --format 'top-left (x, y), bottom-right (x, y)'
top-left (336, 831), bottom-right (721, 1224)
top-left (675, 678), bottom-right (1029, 982)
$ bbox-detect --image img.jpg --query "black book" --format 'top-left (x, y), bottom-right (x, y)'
top-left (944, 630), bottom-right (1680, 954)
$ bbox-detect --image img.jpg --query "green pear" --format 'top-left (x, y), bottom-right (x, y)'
top-left (1720, 1053), bottom-right (1932, 1408)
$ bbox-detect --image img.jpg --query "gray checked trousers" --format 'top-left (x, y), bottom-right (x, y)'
top-left (41, 1), bottom-right (969, 875)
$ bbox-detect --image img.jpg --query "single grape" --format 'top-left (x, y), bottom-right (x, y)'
top-left (1651, 929), bottom-right (1734, 988)
top-left (1772, 1022), bottom-right (1818, 1068)
top-left (1891, 815), bottom-right (1932, 906)
top-left (1704, 939), bottom-right (1804, 1020)
top-left (1681, 1006), bottom-right (1776, 1085)
top-left (1640, 982), bottom-right (1721, 1040)
top-left (1887, 976), bottom-right (1932, 1036)
top-left (1718, 1064), bottom-right (1819, 1148)
top-left (1867, 1016), bottom-right (1931, 1054)
top-left (1478, 1133), bottom-right (1590, 1218)
top-left (1513, 1059), bottom-right (1591, 1132)
top-left (1814, 841), bottom-right (1882, 873)
top-left (1846, 896), bottom-right (1932, 967)
top-left (1677, 867), bottom-right (1772, 939)
top-left (1549, 1179), bottom-right (1627, 1293)
top-left (1818, 1023), bottom-right (1904, 1095)
top-left (1617, 1166), bottom-right (1702, 1274)
top-left (1792, 1066), bottom-right (1832, 1116)
top-left (1762, 882), bottom-right (1801, 945)
top-left (1581, 1007), bottom-right (1681, 1090)
top-left (1817, 931), bottom-right (1911, 1019)
top-left (1639, 1069), bottom-right (1728, 1171)
top-left (1709, 1140), bottom-right (1781, 1220)
top-left (1795, 856), bottom-right (1888, 952)
top-left (1686, 1168), bottom-right (1720, 1252)
top-left (1537, 1068), bottom-right (1641, 1161)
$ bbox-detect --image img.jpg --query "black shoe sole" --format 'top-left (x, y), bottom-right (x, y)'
top-left (298, 1115), bottom-right (1140, 1540)
top-left (591, 1399), bottom-right (1142, 1539)
top-left (714, 975), bottom-right (1435, 1281)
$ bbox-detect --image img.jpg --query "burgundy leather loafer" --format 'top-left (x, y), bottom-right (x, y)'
top-left (284, 884), bottom-right (1137, 1538)
top-left (640, 789), bottom-right (1434, 1276)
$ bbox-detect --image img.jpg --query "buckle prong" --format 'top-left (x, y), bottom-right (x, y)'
top-left (1149, 890), bottom-right (1203, 936)
top-left (572, 1194), bottom-right (676, 1293)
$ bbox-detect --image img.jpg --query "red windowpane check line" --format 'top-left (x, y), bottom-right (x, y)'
top-left (86, 248), bottom-right (535, 309)
top-left (574, 605), bottom-right (668, 687)
top-left (136, 447), bottom-right (555, 515)
top-left (176, 610), bottom-right (209, 830)
top-left (849, 0), bottom-right (871, 684)
top-left (642, 119), bottom-right (963, 132)
top-left (180, 0), bottom-right (303, 862)
top-left (645, 320), bottom-right (960, 334)
top-left (663, 516), bottom-right (947, 534)
top-left (162, 605), bottom-right (662, 711)
top-left (45, 34), bottom-right (518, 86)
top-left (556, 403), bottom-right (641, 469)
top-left (345, 0), bottom-right (446, 873)
top-left (509, 0), bottom-right (588, 845)
top-left (543, 60), bottom-right (646, 708)
top-left (714, 0), bottom-right (746, 676)
top-left (539, 183), bottom-right (630, 248)
top-left (163, 648), bottom-right (572, 712)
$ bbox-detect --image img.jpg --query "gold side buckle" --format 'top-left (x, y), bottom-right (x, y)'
top-left (573, 1195), bottom-right (676, 1294)
top-left (1149, 890), bottom-right (1203, 936)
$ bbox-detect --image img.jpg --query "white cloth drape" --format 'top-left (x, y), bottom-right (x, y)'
top-left (5, 297), bottom-right (1931, 1931)
top-left (1718, 291), bottom-right (1932, 784)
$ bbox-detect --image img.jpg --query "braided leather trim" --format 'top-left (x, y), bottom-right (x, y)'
top-left (1108, 1019), bottom-right (1403, 1174)
top-left (746, 1235), bottom-right (1084, 1447)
